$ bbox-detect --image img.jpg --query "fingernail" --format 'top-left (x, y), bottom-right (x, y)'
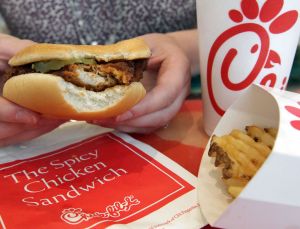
top-left (116, 111), bottom-right (133, 122)
top-left (15, 110), bottom-right (38, 124)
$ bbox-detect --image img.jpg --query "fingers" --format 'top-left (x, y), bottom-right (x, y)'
top-left (0, 119), bottom-right (65, 147)
top-left (0, 61), bottom-right (9, 74)
top-left (117, 51), bottom-right (190, 122)
top-left (0, 114), bottom-right (65, 147)
top-left (0, 97), bottom-right (40, 124)
top-left (0, 123), bottom-right (62, 147)
top-left (0, 34), bottom-right (34, 58)
top-left (0, 123), bottom-right (32, 139)
top-left (0, 34), bottom-right (34, 74)
top-left (91, 34), bottom-right (192, 134)
top-left (92, 83), bottom-right (189, 133)
top-left (118, 83), bottom-right (189, 128)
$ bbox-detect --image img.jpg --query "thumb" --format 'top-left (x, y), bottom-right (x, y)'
top-left (0, 34), bottom-right (34, 59)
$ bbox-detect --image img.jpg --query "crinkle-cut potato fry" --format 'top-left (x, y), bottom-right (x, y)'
top-left (264, 127), bottom-right (278, 138)
top-left (228, 186), bottom-right (244, 198)
top-left (208, 125), bottom-right (277, 198)
top-left (225, 135), bottom-right (265, 167)
top-left (230, 130), bottom-right (271, 158)
top-left (212, 136), bottom-right (258, 177)
top-left (246, 126), bottom-right (276, 149)
top-left (209, 137), bottom-right (249, 179)
top-left (223, 178), bottom-right (248, 187)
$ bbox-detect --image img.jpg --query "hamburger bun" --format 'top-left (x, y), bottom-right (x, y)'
top-left (9, 38), bottom-right (151, 66)
top-left (3, 38), bottom-right (150, 120)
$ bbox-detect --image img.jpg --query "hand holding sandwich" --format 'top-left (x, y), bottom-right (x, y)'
top-left (1, 30), bottom-right (199, 144)
top-left (92, 31), bottom-right (198, 133)
top-left (0, 34), bottom-right (66, 146)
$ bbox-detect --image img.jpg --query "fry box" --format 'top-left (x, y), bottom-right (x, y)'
top-left (197, 84), bottom-right (300, 228)
top-left (0, 122), bottom-right (206, 229)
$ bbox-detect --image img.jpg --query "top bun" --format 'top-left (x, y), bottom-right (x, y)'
top-left (9, 37), bottom-right (151, 66)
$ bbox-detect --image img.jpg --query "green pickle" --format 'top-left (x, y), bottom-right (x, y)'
top-left (32, 58), bottom-right (97, 73)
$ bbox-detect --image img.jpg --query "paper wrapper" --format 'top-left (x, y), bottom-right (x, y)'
top-left (197, 84), bottom-right (300, 228)
top-left (196, 0), bottom-right (300, 135)
top-left (0, 122), bottom-right (206, 229)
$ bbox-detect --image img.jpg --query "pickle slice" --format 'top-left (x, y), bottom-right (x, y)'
top-left (32, 58), bottom-right (97, 73)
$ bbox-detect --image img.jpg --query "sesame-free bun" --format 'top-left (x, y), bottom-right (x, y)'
top-left (9, 37), bottom-right (151, 66)
top-left (3, 73), bottom-right (146, 120)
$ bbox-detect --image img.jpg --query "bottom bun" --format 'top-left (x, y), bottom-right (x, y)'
top-left (3, 73), bottom-right (146, 120)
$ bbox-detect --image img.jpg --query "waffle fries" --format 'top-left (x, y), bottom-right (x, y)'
top-left (208, 126), bottom-right (278, 198)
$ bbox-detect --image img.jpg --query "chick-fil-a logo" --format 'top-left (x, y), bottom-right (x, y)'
top-left (285, 101), bottom-right (300, 131)
top-left (207, 0), bottom-right (298, 116)
top-left (61, 195), bottom-right (140, 225)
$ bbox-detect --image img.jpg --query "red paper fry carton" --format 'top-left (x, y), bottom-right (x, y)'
top-left (198, 84), bottom-right (300, 228)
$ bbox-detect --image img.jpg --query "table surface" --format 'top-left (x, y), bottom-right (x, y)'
top-left (131, 99), bottom-right (213, 228)
top-left (131, 99), bottom-right (209, 177)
